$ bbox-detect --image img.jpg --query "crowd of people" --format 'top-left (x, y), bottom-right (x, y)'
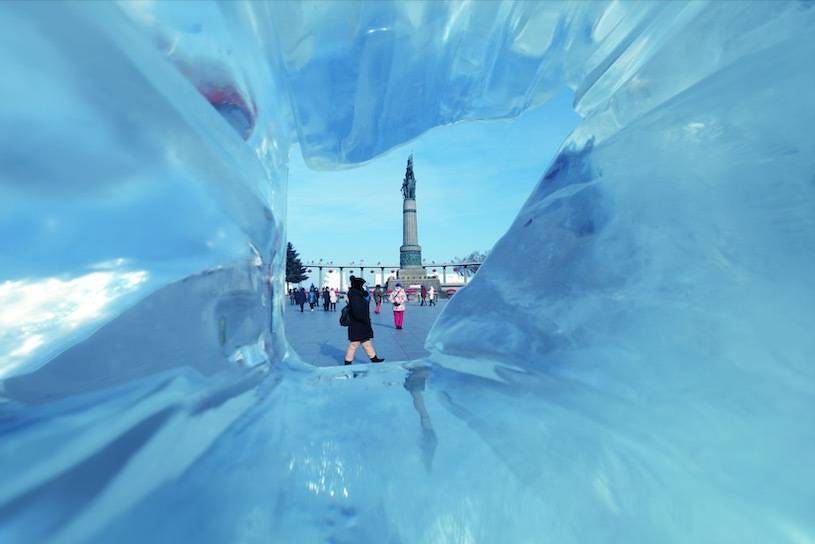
top-left (287, 283), bottom-right (436, 315)
top-left (287, 279), bottom-right (439, 365)
top-left (289, 285), bottom-right (338, 312)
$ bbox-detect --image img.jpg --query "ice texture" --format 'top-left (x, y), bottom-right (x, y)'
top-left (1, 1), bottom-right (814, 542)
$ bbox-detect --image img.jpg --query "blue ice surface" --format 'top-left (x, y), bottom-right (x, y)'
top-left (1, 1), bottom-right (814, 542)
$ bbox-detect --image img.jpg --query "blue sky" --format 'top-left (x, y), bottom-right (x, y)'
top-left (287, 90), bottom-right (579, 265)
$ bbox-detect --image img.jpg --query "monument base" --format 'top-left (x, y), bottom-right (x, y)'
top-left (396, 266), bottom-right (426, 282)
top-left (386, 268), bottom-right (442, 297)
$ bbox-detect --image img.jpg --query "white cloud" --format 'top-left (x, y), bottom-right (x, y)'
top-left (0, 268), bottom-right (149, 378)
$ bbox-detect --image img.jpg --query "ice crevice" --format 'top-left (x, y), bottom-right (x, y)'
top-left (0, 1), bottom-right (814, 542)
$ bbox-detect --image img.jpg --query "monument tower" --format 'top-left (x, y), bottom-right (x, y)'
top-left (399, 154), bottom-right (422, 274)
top-left (390, 155), bottom-right (441, 292)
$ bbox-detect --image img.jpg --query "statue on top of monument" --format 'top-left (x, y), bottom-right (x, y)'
top-left (401, 154), bottom-right (417, 200)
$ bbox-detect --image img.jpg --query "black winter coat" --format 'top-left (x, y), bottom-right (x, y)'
top-left (347, 287), bottom-right (374, 342)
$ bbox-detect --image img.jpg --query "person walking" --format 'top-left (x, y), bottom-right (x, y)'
top-left (420, 285), bottom-right (427, 306)
top-left (373, 284), bottom-right (383, 314)
top-left (390, 282), bottom-right (407, 329)
top-left (343, 276), bottom-right (384, 365)
top-left (307, 287), bottom-right (317, 311)
top-left (428, 285), bottom-right (436, 306)
top-left (295, 287), bottom-right (306, 312)
top-left (329, 287), bottom-right (338, 311)
top-left (322, 287), bottom-right (330, 311)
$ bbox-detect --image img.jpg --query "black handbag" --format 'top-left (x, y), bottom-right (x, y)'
top-left (339, 304), bottom-right (351, 327)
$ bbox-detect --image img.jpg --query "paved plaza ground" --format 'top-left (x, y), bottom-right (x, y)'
top-left (283, 299), bottom-right (447, 366)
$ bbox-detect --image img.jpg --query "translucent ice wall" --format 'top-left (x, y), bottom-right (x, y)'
top-left (0, 1), bottom-right (291, 399)
top-left (428, 1), bottom-right (815, 540)
top-left (1, 1), bottom-right (814, 542)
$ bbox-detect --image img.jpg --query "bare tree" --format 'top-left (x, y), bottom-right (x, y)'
top-left (451, 250), bottom-right (489, 280)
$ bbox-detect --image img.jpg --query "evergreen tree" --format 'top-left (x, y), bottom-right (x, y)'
top-left (286, 242), bottom-right (308, 284)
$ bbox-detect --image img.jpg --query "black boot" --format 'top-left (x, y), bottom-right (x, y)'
top-left (344, 360), bottom-right (352, 365)
top-left (370, 356), bottom-right (384, 363)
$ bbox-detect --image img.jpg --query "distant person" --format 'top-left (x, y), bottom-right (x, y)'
top-left (329, 287), bottom-right (338, 311)
top-left (420, 285), bottom-right (427, 306)
top-left (295, 287), bottom-right (306, 312)
top-left (288, 288), bottom-right (295, 305)
top-left (390, 282), bottom-right (407, 329)
top-left (428, 286), bottom-right (436, 306)
top-left (373, 284), bottom-right (383, 314)
top-left (343, 276), bottom-right (384, 365)
top-left (322, 287), bottom-right (330, 311)
top-left (307, 288), bottom-right (317, 311)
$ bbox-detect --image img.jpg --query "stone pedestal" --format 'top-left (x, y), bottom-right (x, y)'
top-left (386, 271), bottom-right (441, 297)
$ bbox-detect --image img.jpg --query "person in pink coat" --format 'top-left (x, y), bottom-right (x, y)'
top-left (389, 282), bottom-right (407, 329)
